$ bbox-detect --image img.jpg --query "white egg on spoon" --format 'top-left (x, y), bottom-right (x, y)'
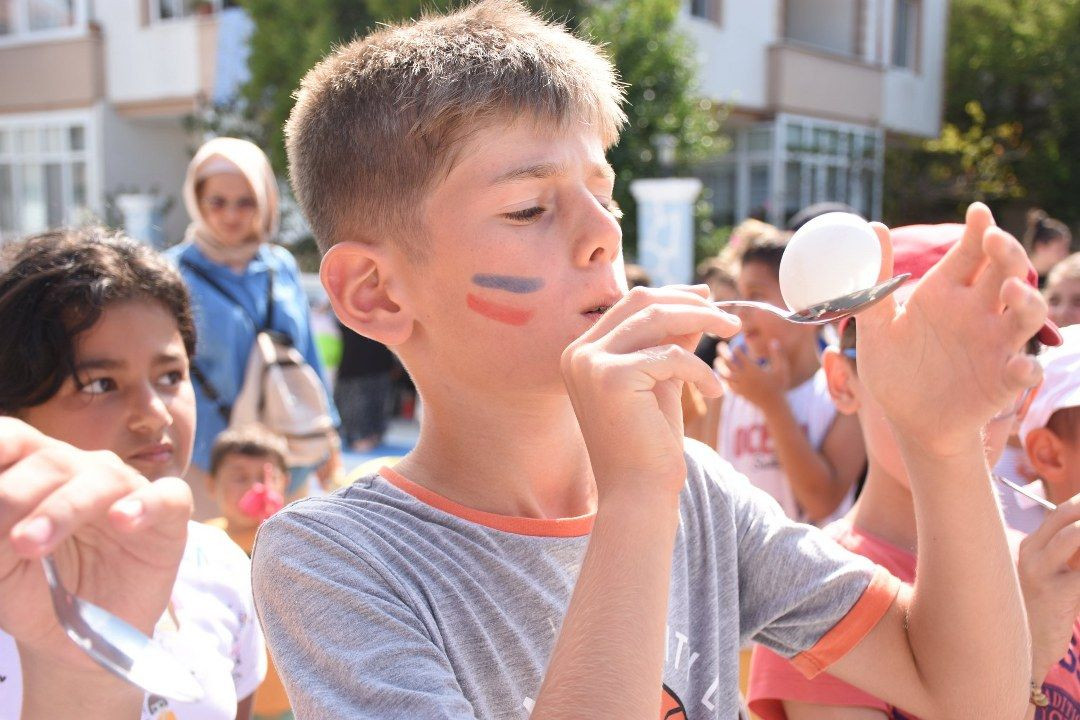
top-left (779, 212), bottom-right (882, 312)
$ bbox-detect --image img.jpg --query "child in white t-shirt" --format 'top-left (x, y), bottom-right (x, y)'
top-left (707, 230), bottom-right (866, 525)
top-left (0, 229), bottom-right (265, 720)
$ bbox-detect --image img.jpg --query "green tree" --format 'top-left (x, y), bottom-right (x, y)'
top-left (582, 0), bottom-right (726, 254)
top-left (885, 0), bottom-right (1080, 227)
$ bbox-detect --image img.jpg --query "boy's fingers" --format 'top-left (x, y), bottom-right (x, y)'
top-left (1001, 277), bottom-right (1050, 345)
top-left (621, 345), bottom-right (723, 396)
top-left (1003, 353), bottom-right (1043, 397)
top-left (1040, 520), bottom-right (1080, 572)
top-left (937, 202), bottom-right (994, 286)
top-left (602, 304), bottom-right (740, 355)
top-left (859, 224), bottom-right (898, 329)
top-left (576, 285), bottom-right (714, 345)
top-left (979, 228), bottom-right (1032, 309)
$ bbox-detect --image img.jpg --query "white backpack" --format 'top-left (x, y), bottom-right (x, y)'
top-left (183, 260), bottom-right (336, 467)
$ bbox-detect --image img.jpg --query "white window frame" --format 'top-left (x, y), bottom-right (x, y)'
top-left (148, 0), bottom-right (229, 23)
top-left (0, 107), bottom-right (102, 241)
top-left (0, 0), bottom-right (88, 48)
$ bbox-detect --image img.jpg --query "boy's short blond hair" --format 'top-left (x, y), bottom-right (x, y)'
top-left (286, 0), bottom-right (627, 258)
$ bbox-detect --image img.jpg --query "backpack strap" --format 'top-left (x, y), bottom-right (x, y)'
top-left (189, 363), bottom-right (232, 422)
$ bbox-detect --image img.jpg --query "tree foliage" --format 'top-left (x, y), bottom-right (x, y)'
top-left (885, 0), bottom-right (1080, 226)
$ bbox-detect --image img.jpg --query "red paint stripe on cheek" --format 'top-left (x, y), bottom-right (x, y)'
top-left (466, 293), bottom-right (534, 326)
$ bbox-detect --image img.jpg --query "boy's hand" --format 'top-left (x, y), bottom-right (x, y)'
top-left (562, 286), bottom-right (740, 499)
top-left (856, 203), bottom-right (1046, 456)
top-left (1019, 494), bottom-right (1080, 681)
top-left (0, 418), bottom-right (191, 673)
top-left (715, 341), bottom-right (790, 411)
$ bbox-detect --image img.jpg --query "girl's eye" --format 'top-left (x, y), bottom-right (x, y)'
top-left (79, 378), bottom-right (116, 395)
top-left (504, 207), bottom-right (545, 223)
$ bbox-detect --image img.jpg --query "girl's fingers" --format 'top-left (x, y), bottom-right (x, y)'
top-left (1039, 520), bottom-right (1080, 572)
top-left (1024, 494), bottom-right (1080, 555)
top-left (0, 458), bottom-right (68, 543)
top-left (10, 455), bottom-right (144, 557)
top-left (108, 476), bottom-right (193, 539)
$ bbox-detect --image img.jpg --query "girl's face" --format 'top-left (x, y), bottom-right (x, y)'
top-left (198, 172), bottom-right (259, 247)
top-left (1047, 277), bottom-right (1080, 329)
top-left (19, 300), bottom-right (195, 481)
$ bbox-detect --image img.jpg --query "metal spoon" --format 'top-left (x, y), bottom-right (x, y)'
top-left (41, 554), bottom-right (205, 702)
top-left (714, 273), bottom-right (911, 324)
top-left (994, 475), bottom-right (1057, 512)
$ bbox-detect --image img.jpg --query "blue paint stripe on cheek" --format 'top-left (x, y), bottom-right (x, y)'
top-left (471, 274), bottom-right (545, 294)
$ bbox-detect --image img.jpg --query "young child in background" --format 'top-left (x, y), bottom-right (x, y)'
top-left (205, 426), bottom-right (292, 720)
top-left (1045, 252), bottom-right (1080, 329)
top-left (748, 224), bottom-right (1076, 720)
top-left (996, 325), bottom-right (1080, 534)
top-left (706, 231), bottom-right (866, 525)
top-left (252, 2), bottom-right (1051, 718)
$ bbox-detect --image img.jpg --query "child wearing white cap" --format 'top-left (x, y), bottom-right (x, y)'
top-left (998, 325), bottom-right (1080, 533)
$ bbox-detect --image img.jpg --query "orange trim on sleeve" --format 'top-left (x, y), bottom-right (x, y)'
top-left (380, 466), bottom-right (595, 538)
top-left (791, 566), bottom-right (902, 679)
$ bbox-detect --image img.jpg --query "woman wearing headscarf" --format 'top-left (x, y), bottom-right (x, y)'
top-left (167, 137), bottom-right (340, 521)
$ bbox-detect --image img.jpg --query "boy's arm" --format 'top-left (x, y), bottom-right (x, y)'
top-left (718, 345), bottom-right (863, 523)
top-left (821, 203), bottom-right (1044, 719)
top-left (532, 286), bottom-right (738, 720)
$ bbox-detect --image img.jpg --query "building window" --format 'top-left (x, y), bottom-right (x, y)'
top-left (0, 118), bottom-right (91, 238)
top-left (689, 0), bottom-right (721, 25)
top-left (784, 0), bottom-right (859, 58)
top-left (0, 0), bottom-right (81, 37)
top-left (780, 117), bottom-right (880, 222)
top-left (892, 0), bottom-right (920, 69)
top-left (152, 0), bottom-right (238, 21)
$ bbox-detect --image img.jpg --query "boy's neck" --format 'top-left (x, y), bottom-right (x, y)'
top-left (847, 456), bottom-right (918, 553)
top-left (394, 388), bottom-right (597, 520)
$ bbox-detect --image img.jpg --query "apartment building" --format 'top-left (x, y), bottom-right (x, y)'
top-left (681, 0), bottom-right (947, 227)
top-left (0, 0), bottom-right (249, 243)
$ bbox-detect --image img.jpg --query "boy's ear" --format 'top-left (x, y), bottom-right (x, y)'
top-left (822, 348), bottom-right (860, 415)
top-left (321, 241), bottom-right (414, 346)
top-left (1026, 427), bottom-right (1065, 484)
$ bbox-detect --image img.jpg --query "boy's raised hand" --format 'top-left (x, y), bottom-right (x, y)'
top-left (855, 203), bottom-right (1046, 455)
top-left (0, 418), bottom-right (191, 674)
top-left (561, 286), bottom-right (739, 498)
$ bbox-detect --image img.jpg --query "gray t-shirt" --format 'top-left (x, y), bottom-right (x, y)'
top-left (252, 440), bottom-right (898, 719)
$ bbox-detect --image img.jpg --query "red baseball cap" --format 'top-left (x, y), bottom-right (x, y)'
top-left (839, 223), bottom-right (1062, 346)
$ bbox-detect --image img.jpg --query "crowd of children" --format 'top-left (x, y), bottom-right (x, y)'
top-left (2, 1), bottom-right (1080, 719)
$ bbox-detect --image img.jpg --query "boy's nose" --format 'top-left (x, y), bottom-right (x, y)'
top-left (572, 197), bottom-right (622, 267)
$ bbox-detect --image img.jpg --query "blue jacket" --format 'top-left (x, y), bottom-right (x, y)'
top-left (166, 241), bottom-right (338, 472)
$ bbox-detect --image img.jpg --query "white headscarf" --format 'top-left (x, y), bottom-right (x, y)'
top-left (183, 137), bottom-right (279, 268)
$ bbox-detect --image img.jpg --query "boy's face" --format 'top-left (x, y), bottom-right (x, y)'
top-left (211, 453), bottom-right (288, 529)
top-left (404, 118), bottom-right (627, 392)
top-left (1047, 277), bottom-right (1080, 329)
top-left (735, 260), bottom-right (816, 359)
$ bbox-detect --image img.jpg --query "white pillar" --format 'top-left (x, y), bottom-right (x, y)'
top-left (115, 193), bottom-right (164, 248)
top-left (629, 178), bottom-right (703, 287)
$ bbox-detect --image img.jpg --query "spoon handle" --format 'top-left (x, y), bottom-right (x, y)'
top-left (994, 475), bottom-right (1057, 512)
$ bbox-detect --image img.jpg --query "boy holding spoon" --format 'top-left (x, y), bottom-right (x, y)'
top-left (748, 224), bottom-right (1078, 719)
top-left (253, 3), bottom-right (1051, 717)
